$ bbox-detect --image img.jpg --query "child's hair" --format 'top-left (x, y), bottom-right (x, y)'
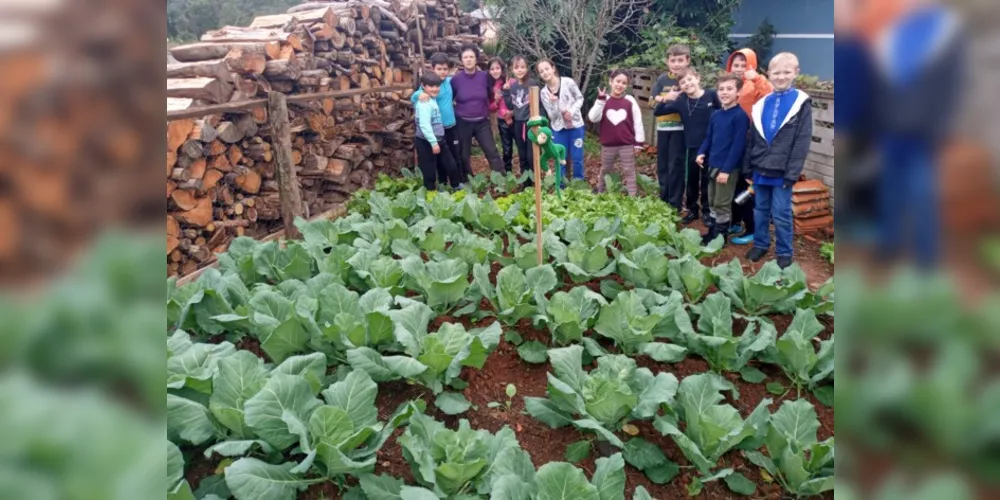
top-left (769, 52), bottom-right (800, 69)
top-left (609, 68), bottom-right (630, 81)
top-left (716, 73), bottom-right (744, 90)
top-left (535, 58), bottom-right (558, 76)
top-left (429, 52), bottom-right (452, 68)
top-left (486, 57), bottom-right (507, 88)
top-left (732, 52), bottom-right (747, 63)
top-left (510, 55), bottom-right (530, 83)
top-left (421, 72), bottom-right (443, 88)
top-left (677, 67), bottom-right (701, 80)
top-left (666, 44), bottom-right (691, 58)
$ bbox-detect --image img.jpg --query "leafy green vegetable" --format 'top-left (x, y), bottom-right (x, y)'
top-left (473, 263), bottom-right (557, 326)
top-left (654, 372), bottom-right (771, 475)
top-left (768, 308), bottom-right (834, 391)
top-left (712, 259), bottom-right (810, 316)
top-left (544, 286), bottom-right (607, 345)
top-left (400, 257), bottom-right (470, 313)
top-left (565, 441), bottom-right (591, 463)
top-left (689, 293), bottom-right (777, 372)
top-left (398, 412), bottom-right (529, 497)
top-left (517, 341), bottom-right (549, 364)
top-left (668, 228), bottom-right (723, 259)
top-left (612, 244), bottom-right (669, 290)
top-left (594, 290), bottom-right (681, 358)
top-left (524, 346), bottom-right (678, 447)
top-left (666, 254), bottom-right (715, 304)
top-left (744, 399), bottom-right (834, 497)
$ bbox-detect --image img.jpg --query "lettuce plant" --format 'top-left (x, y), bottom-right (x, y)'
top-left (525, 346), bottom-right (678, 448)
top-left (544, 286), bottom-right (607, 345)
top-left (744, 399), bottom-right (834, 497)
top-left (473, 263), bottom-right (558, 326)
top-left (400, 256), bottom-right (471, 313)
top-left (689, 293), bottom-right (777, 373)
top-left (346, 300), bottom-right (501, 395)
top-left (594, 290), bottom-right (687, 361)
top-left (654, 373), bottom-right (771, 477)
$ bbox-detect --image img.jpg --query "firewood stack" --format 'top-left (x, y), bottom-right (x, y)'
top-left (166, 0), bottom-right (481, 277)
top-left (791, 179), bottom-right (833, 234)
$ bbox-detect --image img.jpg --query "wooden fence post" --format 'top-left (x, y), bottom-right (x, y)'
top-left (529, 87), bottom-right (544, 265)
top-left (267, 91), bottom-right (305, 239)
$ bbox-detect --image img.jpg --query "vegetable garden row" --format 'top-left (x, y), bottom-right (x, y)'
top-left (167, 171), bottom-right (835, 500)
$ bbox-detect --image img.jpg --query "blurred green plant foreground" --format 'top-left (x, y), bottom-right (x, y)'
top-left (0, 234), bottom-right (999, 498)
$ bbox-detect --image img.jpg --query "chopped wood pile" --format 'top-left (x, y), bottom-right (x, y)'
top-left (166, 0), bottom-right (481, 277)
top-left (792, 180), bottom-right (833, 234)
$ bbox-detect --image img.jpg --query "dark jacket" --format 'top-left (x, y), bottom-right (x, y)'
top-left (653, 89), bottom-right (720, 149)
top-left (743, 89), bottom-right (813, 184)
top-left (503, 77), bottom-right (538, 122)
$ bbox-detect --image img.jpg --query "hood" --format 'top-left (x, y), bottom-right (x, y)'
top-left (726, 48), bottom-right (759, 72)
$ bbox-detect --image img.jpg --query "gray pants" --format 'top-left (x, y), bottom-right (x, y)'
top-left (597, 145), bottom-right (637, 196)
top-left (707, 167), bottom-right (738, 223)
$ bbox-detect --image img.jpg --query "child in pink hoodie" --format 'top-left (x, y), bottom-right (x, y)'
top-left (487, 57), bottom-right (514, 173)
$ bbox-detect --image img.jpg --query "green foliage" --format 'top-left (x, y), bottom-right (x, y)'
top-left (619, 18), bottom-right (733, 86)
top-left (524, 346), bottom-right (679, 447)
top-left (744, 399), bottom-right (834, 497)
top-left (168, 0), bottom-right (300, 42)
top-left (689, 293), bottom-right (777, 373)
top-left (654, 373), bottom-right (771, 476)
top-left (766, 309), bottom-right (834, 392)
top-left (821, 242), bottom-right (834, 264)
top-left (745, 18), bottom-right (777, 69)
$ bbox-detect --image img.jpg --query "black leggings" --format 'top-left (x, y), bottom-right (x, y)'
top-left (684, 147), bottom-right (710, 217)
top-left (512, 120), bottom-right (532, 178)
top-left (497, 118), bottom-right (514, 172)
top-left (457, 117), bottom-right (504, 177)
top-left (415, 136), bottom-right (460, 190)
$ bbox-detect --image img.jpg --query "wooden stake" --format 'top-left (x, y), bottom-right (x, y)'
top-left (267, 91), bottom-right (305, 239)
top-left (529, 86), bottom-right (544, 266)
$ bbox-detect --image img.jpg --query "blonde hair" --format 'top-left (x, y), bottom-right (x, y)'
top-left (769, 52), bottom-right (800, 70)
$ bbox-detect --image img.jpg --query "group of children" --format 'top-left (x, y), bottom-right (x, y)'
top-left (411, 43), bottom-right (812, 268)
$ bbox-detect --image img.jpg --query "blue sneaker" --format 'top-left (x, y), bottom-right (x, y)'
top-left (728, 224), bottom-right (743, 235)
top-left (731, 233), bottom-right (754, 246)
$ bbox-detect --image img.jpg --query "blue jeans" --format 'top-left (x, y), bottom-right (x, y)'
top-left (753, 183), bottom-right (794, 257)
top-left (879, 136), bottom-right (938, 267)
top-left (552, 126), bottom-right (586, 180)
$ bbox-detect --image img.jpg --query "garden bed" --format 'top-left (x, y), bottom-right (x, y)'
top-left (168, 169), bottom-right (834, 500)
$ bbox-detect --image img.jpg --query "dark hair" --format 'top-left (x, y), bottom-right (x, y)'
top-left (429, 52), bottom-right (451, 67)
top-left (716, 73), bottom-right (744, 90)
top-left (486, 57), bottom-right (507, 89)
top-left (666, 44), bottom-right (691, 58)
top-left (732, 52), bottom-right (747, 62)
top-left (460, 45), bottom-right (479, 59)
top-left (421, 72), bottom-right (443, 88)
top-left (609, 68), bottom-right (630, 81)
top-left (535, 58), bottom-right (558, 77)
top-left (510, 55), bottom-right (530, 83)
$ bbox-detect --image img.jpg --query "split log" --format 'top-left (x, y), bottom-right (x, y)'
top-left (188, 120), bottom-right (218, 142)
top-left (201, 27), bottom-right (303, 51)
top-left (227, 145), bottom-right (243, 166)
top-left (167, 98), bottom-right (195, 113)
top-left (249, 7), bottom-right (336, 29)
top-left (167, 78), bottom-right (233, 104)
top-left (264, 59), bottom-right (303, 80)
top-left (179, 140), bottom-right (204, 159)
top-left (224, 49), bottom-right (267, 75)
top-left (202, 169), bottom-right (224, 191)
top-left (170, 189), bottom-right (199, 211)
top-left (166, 59), bottom-right (232, 81)
top-left (171, 42), bottom-right (282, 62)
top-left (188, 158), bottom-right (207, 179)
top-left (205, 140), bottom-right (227, 156)
top-left (235, 168), bottom-right (262, 194)
top-left (216, 121), bottom-right (244, 144)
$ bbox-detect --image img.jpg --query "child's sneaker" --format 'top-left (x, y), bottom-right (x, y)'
top-left (681, 212), bottom-right (699, 225)
top-left (777, 255), bottom-right (793, 269)
top-left (728, 224), bottom-right (743, 235)
top-left (731, 233), bottom-right (754, 245)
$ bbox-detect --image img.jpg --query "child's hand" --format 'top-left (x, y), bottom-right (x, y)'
top-left (432, 143), bottom-right (441, 154)
top-left (418, 92), bottom-right (431, 102)
top-left (695, 154), bottom-right (705, 166)
top-left (716, 172), bottom-right (729, 184)
top-left (561, 110), bottom-right (573, 123)
top-left (494, 89), bottom-right (503, 101)
top-left (598, 87), bottom-right (608, 100)
top-left (745, 69), bottom-right (759, 80)
top-left (665, 90), bottom-right (680, 100)
top-left (503, 80), bottom-right (511, 90)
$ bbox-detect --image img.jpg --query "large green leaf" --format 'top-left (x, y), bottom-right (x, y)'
top-left (435, 392), bottom-right (472, 415)
top-left (546, 287), bottom-right (605, 345)
top-left (321, 368), bottom-right (379, 428)
top-left (308, 406), bottom-right (376, 476)
top-left (224, 458), bottom-right (308, 500)
top-left (273, 353), bottom-right (326, 394)
top-left (524, 397), bottom-right (573, 428)
top-left (167, 338), bottom-right (237, 393)
top-left (594, 291), bottom-right (661, 354)
top-left (622, 438), bottom-right (668, 471)
top-left (535, 462), bottom-right (599, 500)
top-left (167, 441), bottom-right (184, 491)
top-left (667, 255), bottom-right (715, 303)
top-left (614, 244), bottom-right (669, 289)
top-left (167, 394), bottom-right (217, 445)
top-left (631, 371), bottom-right (678, 420)
top-left (388, 301), bottom-right (435, 356)
top-left (547, 345), bottom-right (587, 394)
top-left (244, 374), bottom-right (322, 450)
top-left (359, 474), bottom-right (404, 500)
top-left (591, 453), bottom-right (626, 500)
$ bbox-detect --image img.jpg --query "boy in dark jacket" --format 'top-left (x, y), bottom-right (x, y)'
top-left (650, 44), bottom-right (691, 209)
top-left (695, 74), bottom-right (749, 245)
top-left (653, 67), bottom-right (722, 225)
top-left (742, 52), bottom-right (813, 269)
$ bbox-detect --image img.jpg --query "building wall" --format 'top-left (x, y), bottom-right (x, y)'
top-left (729, 0), bottom-right (834, 79)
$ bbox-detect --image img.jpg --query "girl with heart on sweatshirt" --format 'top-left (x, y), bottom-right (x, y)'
top-left (587, 69), bottom-right (645, 196)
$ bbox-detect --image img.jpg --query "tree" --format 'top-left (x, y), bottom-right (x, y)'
top-left (492, 0), bottom-right (651, 97)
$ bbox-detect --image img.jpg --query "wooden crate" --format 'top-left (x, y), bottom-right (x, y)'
top-left (628, 67), bottom-right (662, 146)
top-left (805, 90), bottom-right (835, 202)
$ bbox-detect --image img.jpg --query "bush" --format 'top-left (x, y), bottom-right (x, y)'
top-left (619, 19), bottom-right (732, 86)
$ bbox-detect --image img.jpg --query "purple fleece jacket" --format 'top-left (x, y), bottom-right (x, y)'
top-left (449, 69), bottom-right (490, 121)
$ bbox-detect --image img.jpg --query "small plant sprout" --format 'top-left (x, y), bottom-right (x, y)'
top-left (487, 383), bottom-right (517, 411)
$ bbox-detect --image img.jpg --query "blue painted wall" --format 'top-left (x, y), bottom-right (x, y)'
top-left (728, 0), bottom-right (834, 80)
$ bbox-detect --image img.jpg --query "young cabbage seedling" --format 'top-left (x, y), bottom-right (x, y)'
top-left (487, 383), bottom-right (517, 411)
